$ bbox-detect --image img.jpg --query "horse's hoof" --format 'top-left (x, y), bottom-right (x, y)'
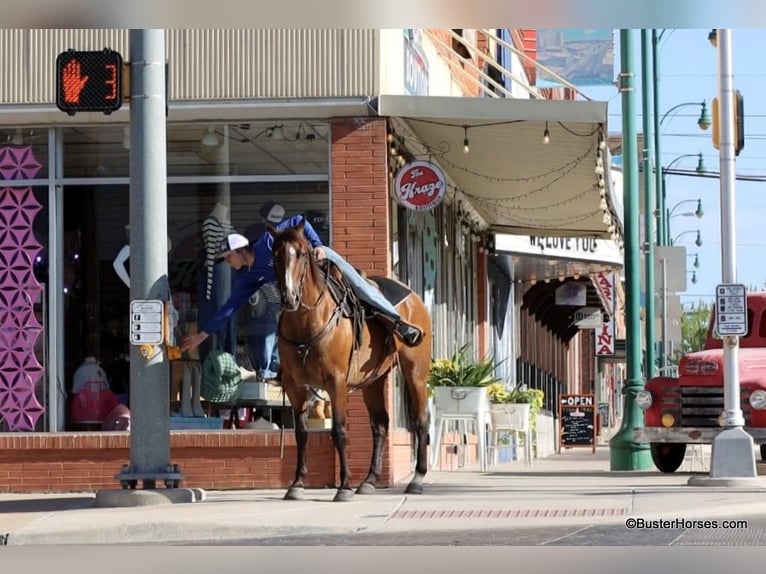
top-left (356, 482), bottom-right (376, 495)
top-left (333, 489), bottom-right (354, 502)
top-left (404, 482), bottom-right (423, 495)
top-left (284, 487), bottom-right (305, 501)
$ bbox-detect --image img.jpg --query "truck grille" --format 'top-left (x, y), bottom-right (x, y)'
top-left (680, 386), bottom-right (723, 427)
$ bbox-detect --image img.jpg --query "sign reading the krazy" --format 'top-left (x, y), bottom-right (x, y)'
top-left (394, 160), bottom-right (446, 211)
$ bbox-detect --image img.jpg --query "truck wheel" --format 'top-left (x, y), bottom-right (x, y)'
top-left (650, 443), bottom-right (686, 473)
top-left (760, 444), bottom-right (766, 462)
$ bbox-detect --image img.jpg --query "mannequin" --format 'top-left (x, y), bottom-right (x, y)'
top-left (197, 201), bottom-right (237, 358)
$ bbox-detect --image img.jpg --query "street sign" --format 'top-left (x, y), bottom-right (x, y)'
top-left (714, 283), bottom-right (748, 336)
top-left (130, 299), bottom-right (164, 345)
top-left (55, 49), bottom-right (123, 115)
top-left (574, 307), bottom-right (603, 329)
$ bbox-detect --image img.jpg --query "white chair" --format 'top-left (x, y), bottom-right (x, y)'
top-left (431, 387), bottom-right (491, 472)
top-left (488, 404), bottom-right (533, 466)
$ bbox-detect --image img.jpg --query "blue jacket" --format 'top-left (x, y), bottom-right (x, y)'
top-left (202, 214), bottom-right (323, 335)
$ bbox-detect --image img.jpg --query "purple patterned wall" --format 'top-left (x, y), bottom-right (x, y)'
top-left (0, 146), bottom-right (45, 431)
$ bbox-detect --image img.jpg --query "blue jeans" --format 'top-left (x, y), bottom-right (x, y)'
top-left (324, 247), bottom-right (402, 322)
top-left (246, 299), bottom-right (280, 379)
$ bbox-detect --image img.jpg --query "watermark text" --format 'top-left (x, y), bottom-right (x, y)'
top-left (625, 517), bottom-right (748, 529)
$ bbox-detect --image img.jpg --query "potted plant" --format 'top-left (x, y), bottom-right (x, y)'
top-left (427, 344), bottom-right (504, 414)
top-left (486, 382), bottom-right (545, 462)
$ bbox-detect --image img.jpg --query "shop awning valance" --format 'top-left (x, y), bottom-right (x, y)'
top-left (373, 95), bottom-right (622, 240)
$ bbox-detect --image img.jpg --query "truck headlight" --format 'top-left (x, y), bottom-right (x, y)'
top-left (749, 390), bottom-right (766, 410)
top-left (636, 390), bottom-right (653, 410)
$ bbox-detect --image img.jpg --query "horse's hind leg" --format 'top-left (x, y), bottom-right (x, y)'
top-left (397, 348), bottom-right (431, 495)
top-left (356, 376), bottom-right (389, 495)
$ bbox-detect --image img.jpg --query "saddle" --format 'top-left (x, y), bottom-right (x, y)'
top-left (317, 260), bottom-right (413, 351)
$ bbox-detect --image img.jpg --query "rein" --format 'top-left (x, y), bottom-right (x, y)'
top-left (278, 250), bottom-right (341, 367)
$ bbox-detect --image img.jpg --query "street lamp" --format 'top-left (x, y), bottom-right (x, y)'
top-left (688, 253), bottom-right (700, 269)
top-left (660, 101), bottom-right (711, 131)
top-left (708, 29), bottom-right (718, 47)
top-left (669, 198), bottom-right (704, 220)
top-left (659, 153), bottom-right (706, 245)
top-left (672, 229), bottom-right (702, 247)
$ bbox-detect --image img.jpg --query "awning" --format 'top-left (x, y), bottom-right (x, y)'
top-left (372, 95), bottom-right (622, 240)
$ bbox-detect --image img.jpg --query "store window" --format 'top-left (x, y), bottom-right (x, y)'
top-left (63, 122), bottom-right (330, 178)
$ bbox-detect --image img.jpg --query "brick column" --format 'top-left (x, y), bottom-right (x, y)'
top-left (330, 117), bottom-right (394, 485)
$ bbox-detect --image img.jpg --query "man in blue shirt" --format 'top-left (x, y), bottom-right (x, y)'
top-left (180, 214), bottom-right (424, 359)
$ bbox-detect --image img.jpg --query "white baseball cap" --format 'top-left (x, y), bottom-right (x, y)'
top-left (216, 233), bottom-right (250, 260)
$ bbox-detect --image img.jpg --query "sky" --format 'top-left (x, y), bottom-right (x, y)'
top-left (574, 29), bottom-right (766, 309)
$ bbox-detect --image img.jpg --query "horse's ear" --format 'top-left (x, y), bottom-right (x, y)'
top-left (265, 222), bottom-right (278, 237)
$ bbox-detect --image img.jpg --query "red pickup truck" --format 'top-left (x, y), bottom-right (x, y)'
top-left (634, 292), bottom-right (766, 472)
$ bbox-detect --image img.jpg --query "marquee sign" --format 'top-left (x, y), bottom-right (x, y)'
top-left (394, 160), bottom-right (446, 211)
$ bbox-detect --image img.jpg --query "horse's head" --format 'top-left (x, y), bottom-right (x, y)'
top-left (266, 218), bottom-right (317, 312)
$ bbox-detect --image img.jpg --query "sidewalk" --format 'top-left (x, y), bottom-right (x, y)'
top-left (3, 446), bottom-right (766, 545)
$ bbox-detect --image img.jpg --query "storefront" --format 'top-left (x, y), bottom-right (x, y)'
top-left (0, 29), bottom-right (624, 492)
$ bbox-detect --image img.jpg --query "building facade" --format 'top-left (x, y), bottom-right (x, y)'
top-left (0, 29), bottom-right (623, 492)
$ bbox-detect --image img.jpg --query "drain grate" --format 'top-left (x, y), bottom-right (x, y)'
top-left (390, 508), bottom-right (628, 519)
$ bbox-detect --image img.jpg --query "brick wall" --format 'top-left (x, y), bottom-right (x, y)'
top-left (0, 432), bottom-right (337, 493)
top-left (330, 117), bottom-right (401, 487)
top-left (426, 29), bottom-right (482, 97)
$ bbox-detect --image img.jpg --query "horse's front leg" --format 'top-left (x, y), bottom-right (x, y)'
top-left (283, 381), bottom-right (308, 501)
top-left (329, 386), bottom-right (353, 502)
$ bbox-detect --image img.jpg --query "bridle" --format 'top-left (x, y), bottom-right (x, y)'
top-left (276, 239), bottom-right (340, 367)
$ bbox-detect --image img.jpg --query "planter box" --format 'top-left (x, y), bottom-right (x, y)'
top-left (433, 386), bottom-right (489, 415)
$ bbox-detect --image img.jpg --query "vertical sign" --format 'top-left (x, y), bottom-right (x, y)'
top-left (403, 29), bottom-right (429, 96)
top-left (593, 271), bottom-right (616, 356)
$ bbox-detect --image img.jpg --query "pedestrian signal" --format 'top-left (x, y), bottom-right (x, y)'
top-left (711, 91), bottom-right (745, 156)
top-left (56, 49), bottom-right (123, 115)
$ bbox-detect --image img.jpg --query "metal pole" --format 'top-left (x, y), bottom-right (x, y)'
top-left (119, 29), bottom-right (174, 488)
top-left (609, 29), bottom-right (652, 470)
top-left (641, 29), bottom-right (656, 380)
top-left (717, 29), bottom-right (744, 429)
top-left (651, 30), bottom-right (665, 248)
top-left (691, 29), bottom-right (756, 484)
top-left (661, 257), bottom-right (668, 371)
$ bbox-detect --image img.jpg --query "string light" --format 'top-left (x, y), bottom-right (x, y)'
top-left (543, 121), bottom-right (550, 145)
top-left (463, 126), bottom-right (470, 154)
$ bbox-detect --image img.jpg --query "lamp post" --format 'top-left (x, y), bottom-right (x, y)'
top-left (641, 29), bottom-right (657, 381)
top-left (669, 198), bottom-right (704, 220)
top-left (609, 29), bottom-right (652, 471)
top-left (671, 229), bottom-right (703, 247)
top-left (661, 153), bottom-right (706, 245)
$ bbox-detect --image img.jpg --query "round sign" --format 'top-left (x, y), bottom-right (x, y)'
top-left (393, 160), bottom-right (446, 211)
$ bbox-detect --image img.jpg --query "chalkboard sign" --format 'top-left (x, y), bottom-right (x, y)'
top-left (558, 394), bottom-right (596, 453)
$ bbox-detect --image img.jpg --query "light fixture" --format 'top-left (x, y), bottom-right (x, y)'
top-left (691, 270), bottom-right (698, 284)
top-left (201, 126), bottom-right (220, 147)
top-left (708, 29), bottom-right (717, 48)
top-left (694, 198), bottom-right (704, 218)
top-left (697, 101), bottom-right (711, 130)
top-left (542, 121), bottom-right (550, 145)
top-left (695, 230), bottom-right (703, 247)
top-left (695, 153), bottom-right (706, 174)
top-left (463, 126), bottom-right (470, 154)
top-left (693, 253), bottom-right (700, 269)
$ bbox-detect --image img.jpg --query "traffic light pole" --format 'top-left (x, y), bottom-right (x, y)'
top-left (690, 29), bottom-right (757, 486)
top-left (113, 29), bottom-right (183, 491)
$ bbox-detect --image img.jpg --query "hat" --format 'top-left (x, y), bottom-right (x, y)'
top-left (259, 201), bottom-right (285, 224)
top-left (216, 233), bottom-right (250, 260)
top-left (305, 209), bottom-right (328, 231)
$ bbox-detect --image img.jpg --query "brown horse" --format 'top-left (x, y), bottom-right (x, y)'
top-left (266, 219), bottom-right (432, 502)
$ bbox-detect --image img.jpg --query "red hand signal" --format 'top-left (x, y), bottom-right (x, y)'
top-left (62, 59), bottom-right (89, 104)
